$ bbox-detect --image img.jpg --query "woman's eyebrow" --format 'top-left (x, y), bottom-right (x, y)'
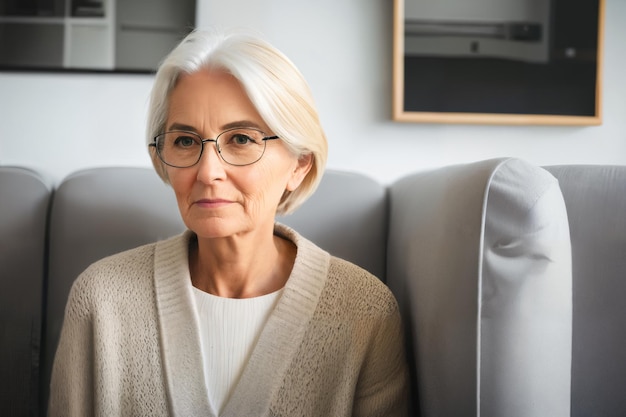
top-left (166, 120), bottom-right (265, 134)
top-left (221, 120), bottom-right (264, 130)
top-left (167, 122), bottom-right (197, 132)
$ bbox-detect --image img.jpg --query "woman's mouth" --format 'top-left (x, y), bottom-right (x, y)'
top-left (194, 198), bottom-right (233, 208)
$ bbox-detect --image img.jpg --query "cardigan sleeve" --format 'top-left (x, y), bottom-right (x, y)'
top-left (352, 302), bottom-right (409, 417)
top-left (48, 274), bottom-right (95, 417)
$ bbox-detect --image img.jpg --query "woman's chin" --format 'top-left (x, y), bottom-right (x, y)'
top-left (188, 217), bottom-right (255, 241)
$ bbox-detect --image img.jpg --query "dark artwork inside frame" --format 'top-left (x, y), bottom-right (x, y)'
top-left (401, 0), bottom-right (600, 118)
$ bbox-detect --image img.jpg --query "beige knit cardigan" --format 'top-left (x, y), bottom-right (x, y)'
top-left (49, 224), bottom-right (408, 416)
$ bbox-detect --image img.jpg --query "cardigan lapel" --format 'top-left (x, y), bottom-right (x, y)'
top-left (222, 224), bottom-right (331, 417)
top-left (153, 232), bottom-right (214, 417)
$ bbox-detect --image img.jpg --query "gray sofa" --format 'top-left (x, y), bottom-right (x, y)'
top-left (1, 158), bottom-right (625, 416)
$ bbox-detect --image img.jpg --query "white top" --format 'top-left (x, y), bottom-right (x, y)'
top-left (192, 286), bottom-right (284, 415)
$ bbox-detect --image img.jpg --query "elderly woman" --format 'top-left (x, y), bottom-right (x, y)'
top-left (49, 29), bottom-right (408, 416)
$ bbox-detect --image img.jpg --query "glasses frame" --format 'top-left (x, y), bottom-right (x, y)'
top-left (149, 128), bottom-right (280, 168)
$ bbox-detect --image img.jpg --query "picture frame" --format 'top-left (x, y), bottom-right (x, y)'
top-left (392, 0), bottom-right (605, 125)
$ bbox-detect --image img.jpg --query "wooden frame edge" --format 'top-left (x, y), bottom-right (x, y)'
top-left (392, 0), bottom-right (605, 126)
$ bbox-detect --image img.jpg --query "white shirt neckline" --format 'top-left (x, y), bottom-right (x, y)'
top-left (192, 286), bottom-right (284, 415)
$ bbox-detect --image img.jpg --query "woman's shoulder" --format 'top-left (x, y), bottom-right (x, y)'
top-left (70, 232), bottom-right (184, 295)
top-left (325, 256), bottom-right (399, 317)
top-left (276, 223), bottom-right (398, 316)
top-left (81, 232), bottom-right (188, 275)
top-left (83, 241), bottom-right (157, 277)
top-left (62, 232), bottom-right (189, 321)
top-left (60, 241), bottom-right (159, 319)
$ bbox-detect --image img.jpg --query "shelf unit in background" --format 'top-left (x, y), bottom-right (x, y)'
top-left (0, 0), bottom-right (195, 72)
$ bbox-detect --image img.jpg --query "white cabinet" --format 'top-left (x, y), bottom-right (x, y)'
top-left (63, 0), bottom-right (115, 69)
top-left (65, 19), bottom-right (115, 69)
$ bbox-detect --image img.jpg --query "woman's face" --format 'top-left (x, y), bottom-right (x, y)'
top-left (165, 69), bottom-right (311, 240)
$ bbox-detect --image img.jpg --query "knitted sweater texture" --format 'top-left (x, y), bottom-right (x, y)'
top-left (49, 224), bottom-right (408, 416)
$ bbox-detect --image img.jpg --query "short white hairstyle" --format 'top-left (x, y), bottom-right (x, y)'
top-left (147, 28), bottom-right (328, 215)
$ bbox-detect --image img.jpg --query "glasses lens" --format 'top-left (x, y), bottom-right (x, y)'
top-left (217, 128), bottom-right (267, 166)
top-left (156, 132), bottom-right (202, 167)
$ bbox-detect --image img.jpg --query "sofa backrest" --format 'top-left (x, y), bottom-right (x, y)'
top-left (0, 167), bottom-right (52, 417)
top-left (546, 165), bottom-right (626, 417)
top-left (40, 166), bottom-right (387, 412)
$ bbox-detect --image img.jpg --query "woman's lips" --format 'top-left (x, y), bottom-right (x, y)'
top-left (194, 198), bottom-right (233, 208)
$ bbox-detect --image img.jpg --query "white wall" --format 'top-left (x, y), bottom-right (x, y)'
top-left (1, 0), bottom-right (625, 185)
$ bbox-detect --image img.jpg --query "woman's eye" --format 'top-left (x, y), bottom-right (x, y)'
top-left (231, 134), bottom-right (254, 145)
top-left (173, 136), bottom-right (197, 147)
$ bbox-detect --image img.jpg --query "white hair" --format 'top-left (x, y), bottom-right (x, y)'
top-left (147, 28), bottom-right (328, 215)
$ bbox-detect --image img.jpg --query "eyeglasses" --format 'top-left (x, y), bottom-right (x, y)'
top-left (150, 128), bottom-right (280, 167)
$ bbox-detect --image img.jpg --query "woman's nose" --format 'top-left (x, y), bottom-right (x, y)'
top-left (195, 141), bottom-right (227, 182)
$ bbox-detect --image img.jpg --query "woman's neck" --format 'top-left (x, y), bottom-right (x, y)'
top-left (189, 230), bottom-right (296, 298)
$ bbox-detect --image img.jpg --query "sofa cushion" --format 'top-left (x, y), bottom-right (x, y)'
top-left (387, 158), bottom-right (572, 417)
top-left (0, 166), bottom-right (52, 417)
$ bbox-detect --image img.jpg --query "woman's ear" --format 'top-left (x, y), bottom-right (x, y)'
top-left (286, 154), bottom-right (313, 192)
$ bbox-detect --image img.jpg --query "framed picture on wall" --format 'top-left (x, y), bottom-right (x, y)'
top-left (392, 0), bottom-right (605, 125)
top-left (0, 0), bottom-right (196, 73)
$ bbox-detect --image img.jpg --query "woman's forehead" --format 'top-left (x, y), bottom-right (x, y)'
top-left (167, 69), bottom-right (270, 133)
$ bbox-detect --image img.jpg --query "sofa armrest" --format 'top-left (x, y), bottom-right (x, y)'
top-left (387, 158), bottom-right (572, 417)
top-left (0, 166), bottom-right (52, 417)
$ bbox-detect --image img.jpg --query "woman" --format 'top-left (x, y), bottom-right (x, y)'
top-left (49, 29), bottom-right (408, 416)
